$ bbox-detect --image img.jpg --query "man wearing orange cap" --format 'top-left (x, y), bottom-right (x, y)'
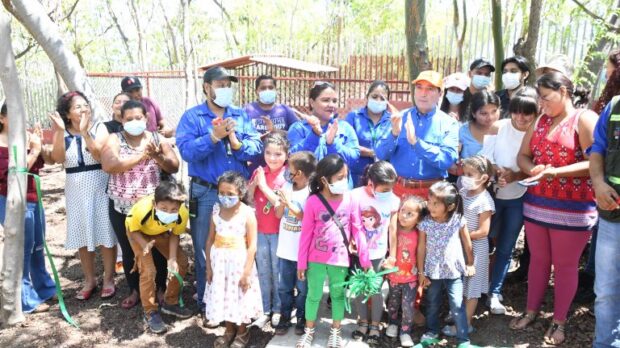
top-left (375, 70), bottom-right (459, 199)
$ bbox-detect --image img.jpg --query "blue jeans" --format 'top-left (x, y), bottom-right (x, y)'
top-left (489, 197), bottom-right (524, 295)
top-left (426, 277), bottom-right (469, 344)
top-left (189, 182), bottom-right (219, 309)
top-left (257, 232), bottom-right (281, 313)
top-left (0, 196), bottom-right (56, 313)
top-left (278, 258), bottom-right (307, 320)
top-left (593, 218), bottom-right (620, 348)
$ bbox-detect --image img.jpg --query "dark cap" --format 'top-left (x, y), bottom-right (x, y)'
top-left (121, 76), bottom-right (143, 92)
top-left (203, 66), bottom-right (238, 83)
top-left (469, 58), bottom-right (496, 72)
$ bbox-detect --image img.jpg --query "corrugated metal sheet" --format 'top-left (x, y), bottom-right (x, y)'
top-left (199, 55), bottom-right (337, 73)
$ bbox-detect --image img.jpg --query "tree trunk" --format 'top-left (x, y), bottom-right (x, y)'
top-left (129, 0), bottom-right (147, 71)
top-left (3, 0), bottom-right (106, 121)
top-left (452, 0), bottom-right (467, 71)
top-left (181, 0), bottom-right (196, 110)
top-left (514, 0), bottom-right (543, 86)
top-left (105, 0), bottom-right (135, 66)
top-left (405, 0), bottom-right (430, 90)
top-left (0, 10), bottom-right (27, 327)
top-left (491, 0), bottom-right (505, 89)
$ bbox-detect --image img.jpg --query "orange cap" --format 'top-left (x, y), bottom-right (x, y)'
top-left (412, 70), bottom-right (443, 89)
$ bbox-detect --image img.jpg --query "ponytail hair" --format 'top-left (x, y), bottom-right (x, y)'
top-left (309, 154), bottom-right (346, 195)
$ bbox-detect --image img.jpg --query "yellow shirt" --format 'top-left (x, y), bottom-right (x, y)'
top-left (125, 195), bottom-right (189, 236)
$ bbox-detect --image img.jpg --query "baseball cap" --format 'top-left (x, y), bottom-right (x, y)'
top-left (444, 73), bottom-right (470, 91)
top-left (121, 76), bottom-right (142, 92)
top-left (535, 54), bottom-right (573, 78)
top-left (203, 66), bottom-right (238, 83)
top-left (469, 58), bottom-right (496, 72)
top-left (412, 70), bottom-right (443, 89)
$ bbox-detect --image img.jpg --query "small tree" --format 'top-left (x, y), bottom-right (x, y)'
top-left (491, 0), bottom-right (505, 89)
top-left (406, 0), bottom-right (431, 90)
top-left (514, 0), bottom-right (543, 86)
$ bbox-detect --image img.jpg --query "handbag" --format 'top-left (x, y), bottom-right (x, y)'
top-left (316, 193), bottom-right (362, 274)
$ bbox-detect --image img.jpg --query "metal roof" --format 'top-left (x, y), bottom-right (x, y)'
top-left (199, 55), bottom-right (338, 74)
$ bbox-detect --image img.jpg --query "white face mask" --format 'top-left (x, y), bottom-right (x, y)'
top-left (155, 210), bottom-right (179, 224)
top-left (446, 91), bottom-right (464, 105)
top-left (367, 99), bottom-right (387, 114)
top-left (472, 75), bottom-right (491, 89)
top-left (461, 176), bottom-right (480, 190)
top-left (123, 119), bottom-right (147, 136)
top-left (213, 87), bottom-right (234, 108)
top-left (328, 178), bottom-right (348, 195)
top-left (258, 90), bottom-right (277, 104)
top-left (502, 72), bottom-right (522, 90)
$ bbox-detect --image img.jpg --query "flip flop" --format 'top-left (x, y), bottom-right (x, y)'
top-left (101, 286), bottom-right (116, 299)
top-left (121, 295), bottom-right (140, 309)
top-left (75, 285), bottom-right (97, 300)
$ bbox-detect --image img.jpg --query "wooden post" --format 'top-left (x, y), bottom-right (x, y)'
top-left (491, 0), bottom-right (505, 89)
top-left (0, 10), bottom-right (27, 326)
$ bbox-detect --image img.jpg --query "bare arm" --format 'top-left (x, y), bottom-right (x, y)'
top-left (459, 225), bottom-right (474, 266)
top-left (517, 121), bottom-right (537, 175)
top-left (387, 213), bottom-right (398, 261)
top-left (244, 209), bottom-right (258, 276)
top-left (417, 231), bottom-right (430, 287)
top-left (469, 211), bottom-right (492, 240)
top-left (168, 233), bottom-right (180, 262)
top-left (151, 140), bottom-right (179, 174)
top-left (81, 122), bottom-right (109, 162)
top-left (205, 216), bottom-right (216, 282)
top-left (100, 134), bottom-right (145, 174)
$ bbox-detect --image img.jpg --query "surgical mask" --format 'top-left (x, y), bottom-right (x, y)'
top-left (155, 210), bottom-right (179, 224)
top-left (502, 72), bottom-right (521, 90)
top-left (258, 90), bottom-right (277, 104)
top-left (328, 179), bottom-right (348, 195)
top-left (374, 190), bottom-right (393, 202)
top-left (472, 75), bottom-right (491, 89)
top-left (123, 119), bottom-right (147, 136)
top-left (218, 195), bottom-right (239, 208)
top-left (284, 168), bottom-right (295, 184)
top-left (367, 99), bottom-right (387, 114)
top-left (213, 87), bottom-right (234, 108)
top-left (461, 176), bottom-right (479, 190)
top-left (446, 91), bottom-right (464, 105)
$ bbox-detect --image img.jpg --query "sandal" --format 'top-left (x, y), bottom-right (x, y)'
top-left (544, 322), bottom-right (566, 345)
top-left (351, 321), bottom-right (368, 341)
top-left (101, 286), bottom-right (116, 299)
top-left (214, 329), bottom-right (236, 348)
top-left (121, 294), bottom-right (140, 309)
top-left (230, 330), bottom-right (250, 348)
top-left (75, 285), bottom-right (97, 300)
top-left (509, 312), bottom-right (536, 330)
top-left (366, 324), bottom-right (381, 346)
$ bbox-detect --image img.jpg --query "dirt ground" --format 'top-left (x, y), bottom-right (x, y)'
top-left (0, 165), bottom-right (595, 347)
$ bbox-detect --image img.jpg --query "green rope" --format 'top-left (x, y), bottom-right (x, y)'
top-left (334, 267), bottom-right (398, 313)
top-left (167, 268), bottom-right (185, 308)
top-left (413, 338), bottom-right (441, 347)
top-left (9, 145), bottom-right (78, 328)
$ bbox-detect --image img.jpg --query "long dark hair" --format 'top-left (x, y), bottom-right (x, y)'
top-left (428, 181), bottom-right (464, 220)
top-left (309, 154), bottom-right (346, 194)
top-left (509, 86), bottom-right (539, 116)
top-left (537, 72), bottom-right (590, 108)
top-left (56, 91), bottom-right (89, 126)
top-left (366, 80), bottom-right (390, 99)
top-left (469, 90), bottom-right (500, 123)
top-left (593, 49), bottom-right (620, 114)
top-left (361, 160), bottom-right (397, 186)
top-left (501, 55), bottom-right (531, 84)
top-left (0, 102), bottom-right (6, 133)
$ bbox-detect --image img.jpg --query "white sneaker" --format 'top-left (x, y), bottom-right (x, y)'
top-left (386, 324), bottom-right (398, 338)
top-left (400, 333), bottom-right (415, 347)
top-left (327, 327), bottom-right (342, 348)
top-left (420, 331), bottom-right (439, 342)
top-left (271, 313), bottom-right (281, 327)
top-left (489, 294), bottom-right (506, 315)
top-left (252, 314), bottom-right (271, 328)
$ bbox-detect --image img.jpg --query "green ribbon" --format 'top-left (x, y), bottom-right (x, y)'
top-left (167, 268), bottom-right (185, 308)
top-left (413, 338), bottom-right (441, 347)
top-left (9, 145), bottom-right (78, 328)
top-left (334, 267), bottom-right (398, 313)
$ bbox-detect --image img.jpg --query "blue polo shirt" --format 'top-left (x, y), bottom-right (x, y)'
top-left (176, 102), bottom-right (263, 185)
top-left (590, 101), bottom-right (612, 156)
top-left (288, 117), bottom-right (360, 164)
top-left (344, 107), bottom-right (392, 185)
top-left (375, 106), bottom-right (459, 180)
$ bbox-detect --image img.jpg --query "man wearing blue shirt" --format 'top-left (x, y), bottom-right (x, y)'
top-left (589, 97), bottom-right (620, 348)
top-left (176, 66), bottom-right (263, 314)
top-left (375, 70), bottom-right (458, 198)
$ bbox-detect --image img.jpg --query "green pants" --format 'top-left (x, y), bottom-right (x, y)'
top-left (305, 262), bottom-right (348, 322)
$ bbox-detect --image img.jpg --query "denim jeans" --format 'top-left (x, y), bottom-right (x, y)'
top-left (426, 277), bottom-right (469, 344)
top-left (489, 197), bottom-right (524, 295)
top-left (0, 196), bottom-right (56, 313)
top-left (257, 232), bottom-right (280, 313)
top-left (593, 218), bottom-right (620, 348)
top-left (278, 258), bottom-right (307, 320)
top-left (190, 182), bottom-right (219, 309)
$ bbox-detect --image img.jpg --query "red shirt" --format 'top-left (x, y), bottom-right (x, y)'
top-left (251, 165), bottom-right (287, 233)
top-left (387, 229), bottom-right (419, 284)
top-left (0, 146), bottom-right (44, 202)
top-left (141, 97), bottom-right (163, 132)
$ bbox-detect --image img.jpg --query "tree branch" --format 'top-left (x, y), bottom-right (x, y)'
top-left (14, 40), bottom-right (35, 59)
top-left (571, 0), bottom-right (620, 33)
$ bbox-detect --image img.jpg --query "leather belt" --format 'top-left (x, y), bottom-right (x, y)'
top-left (396, 176), bottom-right (442, 189)
top-left (191, 176), bottom-right (216, 190)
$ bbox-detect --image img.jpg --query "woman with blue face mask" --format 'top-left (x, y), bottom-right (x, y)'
top-left (440, 73), bottom-right (470, 123)
top-left (496, 56), bottom-right (531, 119)
top-left (343, 81), bottom-right (393, 186)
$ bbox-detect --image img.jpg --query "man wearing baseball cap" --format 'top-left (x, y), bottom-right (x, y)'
top-left (376, 70), bottom-right (459, 198)
top-left (120, 76), bottom-right (172, 137)
top-left (460, 58), bottom-right (496, 120)
top-left (175, 66), bottom-right (262, 316)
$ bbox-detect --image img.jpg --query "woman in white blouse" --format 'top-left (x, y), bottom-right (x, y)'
top-left (481, 87), bottom-right (538, 314)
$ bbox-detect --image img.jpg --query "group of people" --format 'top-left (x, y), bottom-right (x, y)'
top-left (1, 49), bottom-right (618, 348)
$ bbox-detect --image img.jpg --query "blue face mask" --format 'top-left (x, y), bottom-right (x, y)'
top-left (367, 99), bottom-right (387, 114)
top-left (155, 209), bottom-right (179, 224)
top-left (445, 91), bottom-right (464, 105)
top-left (213, 87), bottom-right (234, 108)
top-left (218, 195), bottom-right (239, 208)
top-left (472, 75), bottom-right (491, 89)
top-left (258, 90), bottom-right (277, 104)
top-left (374, 190), bottom-right (393, 202)
top-left (123, 119), bottom-right (147, 136)
top-left (283, 168), bottom-right (295, 184)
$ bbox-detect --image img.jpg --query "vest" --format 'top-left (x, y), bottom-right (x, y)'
top-left (599, 95), bottom-right (620, 222)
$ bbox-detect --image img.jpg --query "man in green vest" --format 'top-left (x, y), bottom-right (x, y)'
top-left (589, 96), bottom-right (620, 348)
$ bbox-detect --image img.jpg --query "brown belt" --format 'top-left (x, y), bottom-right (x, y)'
top-left (396, 176), bottom-right (442, 189)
